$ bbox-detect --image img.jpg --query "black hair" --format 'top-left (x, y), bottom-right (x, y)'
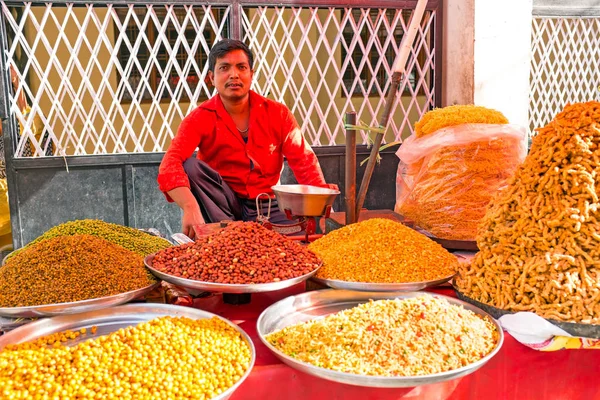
top-left (208, 39), bottom-right (254, 72)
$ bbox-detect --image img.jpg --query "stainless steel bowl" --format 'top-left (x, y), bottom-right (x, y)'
top-left (257, 290), bottom-right (503, 388)
top-left (0, 281), bottom-right (160, 318)
top-left (311, 273), bottom-right (456, 292)
top-left (0, 303), bottom-right (256, 400)
top-left (271, 184), bottom-right (340, 217)
top-left (145, 254), bottom-right (321, 294)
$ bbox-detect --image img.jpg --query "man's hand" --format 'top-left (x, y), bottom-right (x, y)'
top-left (167, 187), bottom-right (205, 240)
top-left (182, 205), bottom-right (205, 240)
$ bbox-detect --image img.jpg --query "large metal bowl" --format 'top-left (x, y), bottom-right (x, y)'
top-left (0, 281), bottom-right (160, 318)
top-left (145, 254), bottom-right (321, 294)
top-left (311, 273), bottom-right (455, 292)
top-left (272, 184), bottom-right (340, 217)
top-left (0, 303), bottom-right (256, 400)
top-left (257, 290), bottom-right (503, 388)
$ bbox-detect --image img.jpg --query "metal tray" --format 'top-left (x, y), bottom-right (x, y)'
top-left (0, 281), bottom-right (160, 318)
top-left (145, 254), bottom-right (321, 294)
top-left (454, 289), bottom-right (600, 339)
top-left (0, 303), bottom-right (255, 400)
top-left (271, 184), bottom-right (340, 217)
top-left (257, 290), bottom-right (503, 388)
top-left (413, 227), bottom-right (478, 252)
top-left (311, 273), bottom-right (456, 292)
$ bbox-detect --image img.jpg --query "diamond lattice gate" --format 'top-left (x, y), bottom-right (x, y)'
top-left (0, 0), bottom-right (441, 158)
top-left (530, 11), bottom-right (600, 133)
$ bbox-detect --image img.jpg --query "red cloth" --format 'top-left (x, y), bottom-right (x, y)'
top-left (158, 91), bottom-right (327, 201)
top-left (194, 286), bottom-right (600, 400)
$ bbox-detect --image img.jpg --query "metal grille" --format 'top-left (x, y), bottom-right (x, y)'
top-left (1, 2), bottom-right (437, 157)
top-left (530, 16), bottom-right (600, 132)
top-left (2, 3), bottom-right (229, 157)
top-left (243, 7), bottom-right (437, 146)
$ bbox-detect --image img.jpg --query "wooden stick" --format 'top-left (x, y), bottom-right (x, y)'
top-left (345, 111), bottom-right (357, 225)
top-left (393, 0), bottom-right (429, 75)
top-left (355, 0), bottom-right (429, 218)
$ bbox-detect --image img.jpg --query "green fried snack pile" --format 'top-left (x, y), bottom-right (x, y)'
top-left (9, 219), bottom-right (171, 260)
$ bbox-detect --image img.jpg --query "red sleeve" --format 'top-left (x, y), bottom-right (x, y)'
top-left (280, 106), bottom-right (328, 188)
top-left (157, 110), bottom-right (204, 202)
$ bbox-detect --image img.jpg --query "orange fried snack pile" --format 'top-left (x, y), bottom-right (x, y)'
top-left (414, 104), bottom-right (508, 138)
top-left (456, 101), bottom-right (600, 324)
top-left (396, 105), bottom-right (523, 241)
top-left (309, 218), bottom-right (458, 283)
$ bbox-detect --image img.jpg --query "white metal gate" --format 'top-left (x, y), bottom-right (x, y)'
top-left (530, 2), bottom-right (600, 132)
top-left (0, 0), bottom-right (441, 157)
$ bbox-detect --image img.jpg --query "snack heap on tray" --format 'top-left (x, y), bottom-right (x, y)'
top-left (266, 294), bottom-right (499, 376)
top-left (309, 218), bottom-right (458, 284)
top-left (456, 101), bottom-right (600, 324)
top-left (151, 221), bottom-right (321, 285)
top-left (0, 220), bottom-right (170, 307)
top-left (0, 316), bottom-right (252, 398)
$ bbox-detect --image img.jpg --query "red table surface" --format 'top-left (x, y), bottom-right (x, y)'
top-left (194, 285), bottom-right (600, 400)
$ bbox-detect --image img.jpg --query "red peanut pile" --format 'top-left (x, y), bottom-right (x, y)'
top-left (152, 222), bottom-right (322, 284)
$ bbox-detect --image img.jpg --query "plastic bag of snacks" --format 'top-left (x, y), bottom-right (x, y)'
top-left (395, 105), bottom-right (527, 241)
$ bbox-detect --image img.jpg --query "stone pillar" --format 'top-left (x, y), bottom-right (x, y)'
top-left (442, 0), bottom-right (475, 106)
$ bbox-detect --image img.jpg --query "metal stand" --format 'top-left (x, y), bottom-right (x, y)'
top-left (256, 192), bottom-right (332, 243)
top-left (223, 293), bottom-right (251, 305)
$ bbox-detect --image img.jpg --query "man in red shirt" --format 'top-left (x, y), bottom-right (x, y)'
top-left (158, 39), bottom-right (335, 238)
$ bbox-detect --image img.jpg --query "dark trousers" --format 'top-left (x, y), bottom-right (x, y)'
top-left (183, 158), bottom-right (297, 228)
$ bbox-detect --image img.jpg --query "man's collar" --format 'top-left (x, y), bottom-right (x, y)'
top-left (199, 90), bottom-right (268, 111)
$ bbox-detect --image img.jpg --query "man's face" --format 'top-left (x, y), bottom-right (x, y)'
top-left (209, 49), bottom-right (253, 101)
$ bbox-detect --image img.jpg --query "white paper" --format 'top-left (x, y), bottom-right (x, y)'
top-left (499, 312), bottom-right (571, 344)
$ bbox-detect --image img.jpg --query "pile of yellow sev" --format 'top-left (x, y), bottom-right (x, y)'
top-left (309, 219), bottom-right (458, 283)
top-left (456, 101), bottom-right (600, 324)
top-left (266, 295), bottom-right (499, 376)
top-left (395, 105), bottom-right (524, 240)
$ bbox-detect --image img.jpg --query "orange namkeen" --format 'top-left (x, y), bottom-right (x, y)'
top-left (309, 218), bottom-right (458, 283)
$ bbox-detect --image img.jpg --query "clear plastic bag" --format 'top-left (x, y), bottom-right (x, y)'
top-left (395, 123), bottom-right (527, 241)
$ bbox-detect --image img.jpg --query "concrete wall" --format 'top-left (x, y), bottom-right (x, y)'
top-left (442, 0), bottom-right (533, 129)
top-left (473, 0), bottom-right (533, 128)
top-left (442, 0), bottom-right (475, 106)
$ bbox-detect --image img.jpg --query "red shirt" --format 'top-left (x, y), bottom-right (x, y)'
top-left (158, 91), bottom-right (328, 200)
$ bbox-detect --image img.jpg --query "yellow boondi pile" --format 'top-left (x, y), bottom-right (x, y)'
top-left (309, 218), bottom-right (458, 283)
top-left (0, 317), bottom-right (252, 399)
top-left (266, 295), bottom-right (499, 376)
top-left (396, 105), bottom-right (523, 240)
top-left (456, 101), bottom-right (600, 324)
top-left (415, 104), bottom-right (508, 137)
